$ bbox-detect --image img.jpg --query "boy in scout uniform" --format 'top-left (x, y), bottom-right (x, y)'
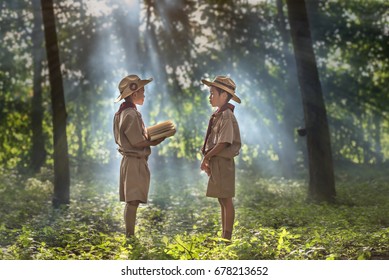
top-left (200, 76), bottom-right (241, 240)
top-left (113, 74), bottom-right (165, 237)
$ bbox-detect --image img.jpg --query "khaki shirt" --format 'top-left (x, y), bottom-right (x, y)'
top-left (113, 108), bottom-right (151, 158)
top-left (204, 109), bottom-right (241, 158)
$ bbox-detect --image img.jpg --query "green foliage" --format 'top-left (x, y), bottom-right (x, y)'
top-left (1, 166), bottom-right (388, 260)
top-left (1, 0), bottom-right (388, 171)
top-left (0, 0), bottom-right (388, 260)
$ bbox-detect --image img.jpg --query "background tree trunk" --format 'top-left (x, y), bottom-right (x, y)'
top-left (276, 0), bottom-right (303, 178)
top-left (31, 0), bottom-right (46, 173)
top-left (40, 0), bottom-right (70, 207)
top-left (285, 0), bottom-right (336, 202)
top-left (373, 113), bottom-right (383, 164)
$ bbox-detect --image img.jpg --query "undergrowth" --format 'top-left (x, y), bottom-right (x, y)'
top-left (0, 165), bottom-right (388, 260)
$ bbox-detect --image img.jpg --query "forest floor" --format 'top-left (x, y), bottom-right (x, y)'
top-left (0, 163), bottom-right (388, 260)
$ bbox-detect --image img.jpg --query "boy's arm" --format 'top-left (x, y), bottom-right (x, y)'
top-left (133, 137), bottom-right (165, 148)
top-left (201, 142), bottom-right (229, 176)
top-left (204, 142), bottom-right (230, 160)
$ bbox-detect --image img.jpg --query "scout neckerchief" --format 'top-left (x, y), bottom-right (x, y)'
top-left (115, 100), bottom-right (137, 116)
top-left (201, 103), bottom-right (235, 155)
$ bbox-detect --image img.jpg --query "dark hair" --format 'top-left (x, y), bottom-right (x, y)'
top-left (215, 87), bottom-right (233, 102)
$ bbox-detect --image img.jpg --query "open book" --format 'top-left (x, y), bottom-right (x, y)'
top-left (147, 120), bottom-right (176, 141)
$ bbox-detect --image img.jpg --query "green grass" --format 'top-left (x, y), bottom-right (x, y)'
top-left (0, 165), bottom-right (388, 260)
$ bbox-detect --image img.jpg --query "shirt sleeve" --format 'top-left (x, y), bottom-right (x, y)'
top-left (216, 112), bottom-right (234, 145)
top-left (121, 111), bottom-right (146, 145)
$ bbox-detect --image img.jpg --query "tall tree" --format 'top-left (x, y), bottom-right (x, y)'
top-left (31, 0), bottom-right (46, 172)
top-left (285, 0), bottom-right (336, 202)
top-left (40, 0), bottom-right (70, 207)
top-left (276, 0), bottom-right (303, 178)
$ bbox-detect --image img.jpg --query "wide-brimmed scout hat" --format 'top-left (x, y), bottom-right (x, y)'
top-left (201, 75), bottom-right (241, 104)
top-left (115, 74), bottom-right (153, 103)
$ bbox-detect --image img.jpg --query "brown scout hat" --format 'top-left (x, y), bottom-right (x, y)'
top-left (201, 75), bottom-right (241, 104)
top-left (115, 74), bottom-right (153, 103)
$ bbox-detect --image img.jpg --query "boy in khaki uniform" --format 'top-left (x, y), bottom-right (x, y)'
top-left (113, 74), bottom-right (164, 237)
top-left (200, 76), bottom-right (241, 240)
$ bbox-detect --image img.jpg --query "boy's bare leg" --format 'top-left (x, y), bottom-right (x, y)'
top-left (218, 198), bottom-right (226, 236)
top-left (219, 198), bottom-right (235, 240)
top-left (124, 200), bottom-right (140, 237)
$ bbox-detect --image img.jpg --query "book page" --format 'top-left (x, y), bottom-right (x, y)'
top-left (147, 120), bottom-right (176, 141)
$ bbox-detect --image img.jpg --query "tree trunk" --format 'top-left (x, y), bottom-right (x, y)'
top-left (40, 0), bottom-right (70, 207)
top-left (31, 0), bottom-right (46, 173)
top-left (276, 0), bottom-right (303, 178)
top-left (285, 0), bottom-right (336, 202)
top-left (373, 113), bottom-right (383, 164)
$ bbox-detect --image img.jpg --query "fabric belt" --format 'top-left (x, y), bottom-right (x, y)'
top-left (118, 150), bottom-right (148, 159)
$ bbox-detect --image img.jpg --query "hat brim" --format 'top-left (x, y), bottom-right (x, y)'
top-left (201, 79), bottom-right (241, 104)
top-left (114, 78), bottom-right (153, 103)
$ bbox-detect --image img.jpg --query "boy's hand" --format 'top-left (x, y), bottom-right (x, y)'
top-left (150, 137), bottom-right (165, 146)
top-left (201, 158), bottom-right (211, 176)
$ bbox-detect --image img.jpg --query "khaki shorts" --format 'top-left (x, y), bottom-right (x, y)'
top-left (207, 156), bottom-right (235, 198)
top-left (119, 156), bottom-right (150, 203)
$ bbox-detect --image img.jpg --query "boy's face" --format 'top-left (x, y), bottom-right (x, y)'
top-left (209, 86), bottom-right (226, 108)
top-left (132, 87), bottom-right (145, 105)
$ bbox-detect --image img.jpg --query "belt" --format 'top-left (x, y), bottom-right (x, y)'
top-left (118, 150), bottom-right (148, 159)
